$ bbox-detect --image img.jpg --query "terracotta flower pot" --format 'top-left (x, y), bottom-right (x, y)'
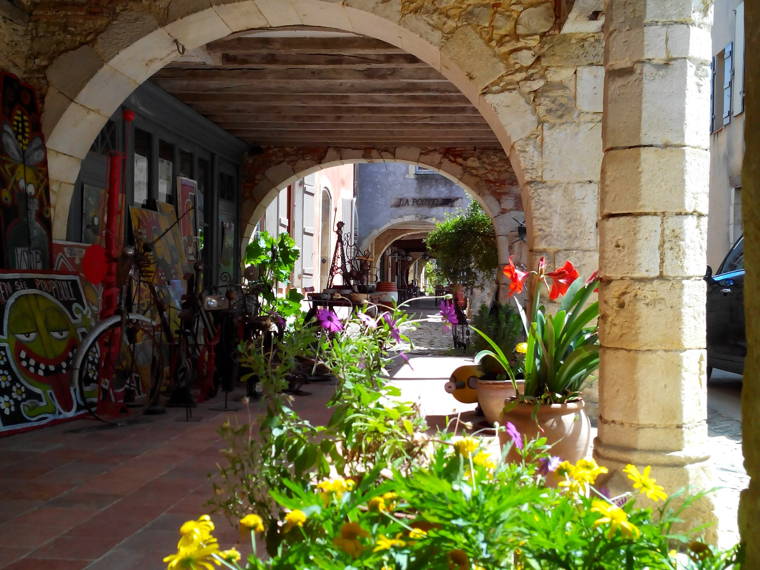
top-left (500, 399), bottom-right (591, 464)
top-left (476, 379), bottom-right (523, 425)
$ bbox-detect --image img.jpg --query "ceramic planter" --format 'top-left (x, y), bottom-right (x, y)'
top-left (500, 399), bottom-right (591, 464)
top-left (476, 378), bottom-right (522, 425)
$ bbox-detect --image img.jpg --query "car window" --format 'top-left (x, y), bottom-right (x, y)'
top-left (719, 237), bottom-right (744, 273)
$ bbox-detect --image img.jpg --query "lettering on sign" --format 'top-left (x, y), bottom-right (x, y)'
top-left (391, 197), bottom-right (460, 208)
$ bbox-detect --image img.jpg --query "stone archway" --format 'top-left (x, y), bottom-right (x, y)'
top-left (240, 146), bottom-right (521, 265)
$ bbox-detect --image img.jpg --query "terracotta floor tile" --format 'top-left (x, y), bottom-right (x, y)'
top-left (47, 491), bottom-right (121, 510)
top-left (4, 557), bottom-right (88, 570)
top-left (13, 506), bottom-right (98, 528)
top-left (30, 533), bottom-right (121, 561)
top-left (0, 547), bottom-right (30, 567)
top-left (0, 499), bottom-right (44, 524)
top-left (0, 522), bottom-right (66, 549)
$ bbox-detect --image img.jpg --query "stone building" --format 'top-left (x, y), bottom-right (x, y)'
top-left (0, 0), bottom-right (757, 560)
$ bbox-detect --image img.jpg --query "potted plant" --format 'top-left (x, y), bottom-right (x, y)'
top-left (470, 257), bottom-right (600, 462)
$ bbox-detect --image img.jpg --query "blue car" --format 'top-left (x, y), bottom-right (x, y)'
top-left (705, 235), bottom-right (745, 378)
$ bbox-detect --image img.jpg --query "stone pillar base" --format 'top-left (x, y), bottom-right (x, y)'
top-left (594, 439), bottom-right (719, 545)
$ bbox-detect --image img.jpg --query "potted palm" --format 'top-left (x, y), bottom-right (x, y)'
top-left (471, 257), bottom-right (599, 462)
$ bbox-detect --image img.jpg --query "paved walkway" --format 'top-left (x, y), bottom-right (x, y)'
top-left (0, 309), bottom-right (747, 567)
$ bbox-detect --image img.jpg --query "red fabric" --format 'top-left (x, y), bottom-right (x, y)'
top-left (82, 244), bottom-right (107, 284)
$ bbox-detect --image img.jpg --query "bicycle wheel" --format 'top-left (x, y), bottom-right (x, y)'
top-left (72, 313), bottom-right (165, 422)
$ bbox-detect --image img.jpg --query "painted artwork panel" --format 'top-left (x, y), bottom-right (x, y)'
top-left (81, 184), bottom-right (107, 244)
top-left (0, 272), bottom-right (95, 435)
top-left (177, 177), bottom-right (198, 262)
top-left (0, 71), bottom-right (52, 270)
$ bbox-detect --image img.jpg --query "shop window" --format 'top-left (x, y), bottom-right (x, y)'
top-left (179, 149), bottom-right (194, 179)
top-left (219, 171), bottom-right (236, 202)
top-left (133, 128), bottom-right (151, 207)
top-left (158, 140), bottom-right (175, 204)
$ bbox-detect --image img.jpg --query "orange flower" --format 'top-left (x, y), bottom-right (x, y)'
top-left (546, 260), bottom-right (579, 300)
top-left (503, 257), bottom-right (528, 296)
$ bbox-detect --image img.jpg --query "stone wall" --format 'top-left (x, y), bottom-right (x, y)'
top-left (0, 1), bottom-right (30, 77)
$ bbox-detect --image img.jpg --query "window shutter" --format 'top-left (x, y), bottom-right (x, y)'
top-left (710, 56), bottom-right (716, 132)
top-left (723, 42), bottom-right (733, 126)
top-left (734, 2), bottom-right (745, 115)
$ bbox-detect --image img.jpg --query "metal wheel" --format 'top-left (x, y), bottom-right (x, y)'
top-left (72, 313), bottom-right (164, 422)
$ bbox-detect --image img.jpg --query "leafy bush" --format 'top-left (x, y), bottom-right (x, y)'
top-left (424, 202), bottom-right (497, 293)
top-left (171, 431), bottom-right (742, 569)
top-left (468, 302), bottom-right (523, 375)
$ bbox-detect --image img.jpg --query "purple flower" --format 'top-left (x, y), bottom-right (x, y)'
top-left (316, 308), bottom-right (343, 332)
top-left (538, 455), bottom-right (560, 475)
top-left (382, 313), bottom-right (402, 342)
top-left (399, 351), bottom-right (409, 362)
top-left (269, 312), bottom-right (286, 330)
top-left (357, 312), bottom-right (377, 329)
top-left (505, 421), bottom-right (523, 449)
top-left (439, 300), bottom-right (458, 326)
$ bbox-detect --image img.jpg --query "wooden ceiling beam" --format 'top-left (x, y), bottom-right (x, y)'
top-left (205, 36), bottom-right (404, 54)
top-left (185, 104), bottom-right (481, 116)
top-left (217, 52), bottom-right (423, 68)
top-left (202, 114), bottom-right (490, 125)
top-left (177, 93), bottom-right (471, 106)
top-left (153, 79), bottom-right (459, 96)
top-left (153, 67), bottom-right (446, 82)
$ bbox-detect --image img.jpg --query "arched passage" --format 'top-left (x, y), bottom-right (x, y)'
top-left (241, 148), bottom-right (520, 266)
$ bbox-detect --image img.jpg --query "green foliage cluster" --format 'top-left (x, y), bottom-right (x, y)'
top-left (243, 231), bottom-right (303, 320)
top-left (209, 304), bottom-right (428, 554)
top-left (424, 202), bottom-right (497, 292)
top-left (468, 302), bottom-right (523, 375)
top-left (194, 428), bottom-right (741, 569)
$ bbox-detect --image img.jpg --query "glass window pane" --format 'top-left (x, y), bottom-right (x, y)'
top-left (158, 140), bottom-right (174, 204)
top-left (133, 129), bottom-right (151, 207)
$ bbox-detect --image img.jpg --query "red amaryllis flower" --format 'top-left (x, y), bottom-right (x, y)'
top-left (546, 260), bottom-right (579, 300)
top-left (502, 257), bottom-right (528, 296)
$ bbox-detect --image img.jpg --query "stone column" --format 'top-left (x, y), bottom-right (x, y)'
top-left (595, 0), bottom-right (717, 539)
top-left (740, 2), bottom-right (759, 564)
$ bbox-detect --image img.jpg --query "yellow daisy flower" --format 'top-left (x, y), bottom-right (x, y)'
top-left (177, 515), bottom-right (217, 549)
top-left (408, 528), bottom-right (427, 539)
top-left (369, 496), bottom-right (387, 512)
top-left (373, 534), bottom-right (406, 552)
top-left (219, 548), bottom-right (241, 563)
top-left (164, 543), bottom-right (220, 570)
top-left (515, 342), bottom-right (528, 354)
top-left (623, 464), bottom-right (668, 502)
top-left (591, 499), bottom-right (640, 539)
top-left (284, 509), bottom-right (307, 531)
top-left (453, 436), bottom-right (479, 456)
top-left (473, 451), bottom-right (496, 470)
top-left (239, 513), bottom-right (264, 533)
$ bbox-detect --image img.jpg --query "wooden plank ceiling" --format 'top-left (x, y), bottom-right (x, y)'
top-left (151, 28), bottom-right (500, 148)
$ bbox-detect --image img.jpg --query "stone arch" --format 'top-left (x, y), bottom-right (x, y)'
top-left (361, 217), bottom-right (438, 261)
top-left (41, 0), bottom-right (542, 245)
top-left (241, 145), bottom-right (521, 267)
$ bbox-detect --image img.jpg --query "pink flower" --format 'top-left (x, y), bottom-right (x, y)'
top-left (316, 308), bottom-right (343, 332)
top-left (439, 300), bottom-right (458, 327)
top-left (505, 421), bottom-right (523, 449)
top-left (382, 313), bottom-right (402, 342)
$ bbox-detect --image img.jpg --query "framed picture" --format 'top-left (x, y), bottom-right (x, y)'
top-left (176, 177), bottom-right (198, 262)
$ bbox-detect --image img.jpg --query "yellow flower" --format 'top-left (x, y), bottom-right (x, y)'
top-left (623, 464), bottom-right (668, 502)
top-left (239, 513), bottom-right (264, 533)
top-left (164, 543), bottom-right (220, 570)
top-left (453, 436), bottom-right (479, 456)
top-left (369, 496), bottom-right (387, 512)
top-left (219, 548), bottom-right (241, 563)
top-left (591, 499), bottom-right (640, 539)
top-left (284, 509), bottom-right (307, 531)
top-left (473, 451), bottom-right (496, 470)
top-left (515, 342), bottom-right (528, 354)
top-left (373, 534), bottom-right (406, 552)
top-left (316, 477), bottom-right (356, 501)
top-left (177, 515), bottom-right (217, 549)
top-left (572, 458), bottom-right (608, 485)
top-left (448, 549), bottom-right (469, 569)
top-left (408, 527), bottom-right (427, 539)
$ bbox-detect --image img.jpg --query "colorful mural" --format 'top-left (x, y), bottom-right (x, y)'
top-left (0, 72), bottom-right (52, 270)
top-left (0, 272), bottom-right (94, 434)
